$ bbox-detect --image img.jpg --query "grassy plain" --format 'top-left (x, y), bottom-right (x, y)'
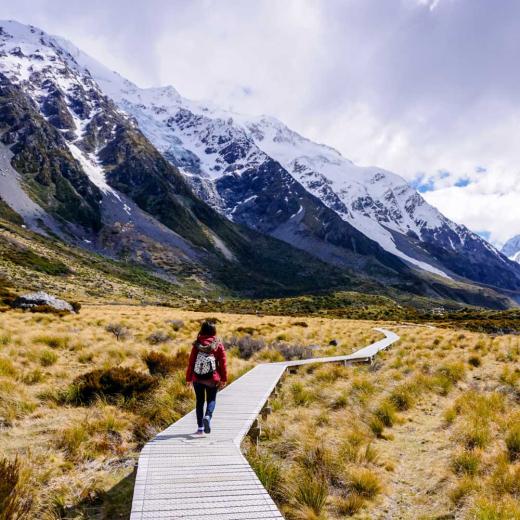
top-left (0, 305), bottom-right (379, 519)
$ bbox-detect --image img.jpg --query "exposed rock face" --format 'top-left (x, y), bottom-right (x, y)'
top-left (12, 291), bottom-right (74, 312)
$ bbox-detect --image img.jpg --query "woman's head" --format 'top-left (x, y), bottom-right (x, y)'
top-left (199, 320), bottom-right (217, 337)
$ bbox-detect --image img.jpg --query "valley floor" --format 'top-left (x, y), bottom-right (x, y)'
top-left (1, 306), bottom-right (519, 519)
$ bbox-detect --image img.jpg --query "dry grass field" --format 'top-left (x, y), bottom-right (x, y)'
top-left (245, 325), bottom-right (520, 519)
top-left (0, 305), bottom-right (380, 519)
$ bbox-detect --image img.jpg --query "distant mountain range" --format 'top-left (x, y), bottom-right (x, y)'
top-left (1, 19), bottom-right (519, 306)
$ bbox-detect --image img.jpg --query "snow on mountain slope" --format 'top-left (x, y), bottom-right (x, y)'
top-left (502, 235), bottom-right (520, 263)
top-left (82, 69), bottom-right (467, 278)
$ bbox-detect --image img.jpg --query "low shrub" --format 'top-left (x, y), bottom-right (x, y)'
top-left (146, 331), bottom-right (171, 345)
top-left (28, 305), bottom-right (68, 316)
top-left (70, 301), bottom-right (82, 313)
top-left (143, 350), bottom-right (189, 377)
top-left (68, 367), bottom-right (158, 404)
top-left (224, 335), bottom-right (265, 359)
top-left (293, 321), bottom-right (309, 328)
top-left (168, 319), bottom-right (184, 331)
top-left (105, 323), bottom-right (130, 341)
top-left (275, 343), bottom-right (313, 361)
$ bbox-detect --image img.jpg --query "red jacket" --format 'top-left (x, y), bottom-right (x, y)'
top-left (186, 335), bottom-right (227, 384)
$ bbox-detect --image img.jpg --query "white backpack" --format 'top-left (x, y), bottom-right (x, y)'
top-left (193, 340), bottom-right (218, 378)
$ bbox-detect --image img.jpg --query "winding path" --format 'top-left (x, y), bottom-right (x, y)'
top-left (130, 328), bottom-right (399, 519)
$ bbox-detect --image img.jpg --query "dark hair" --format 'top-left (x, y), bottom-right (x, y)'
top-left (199, 320), bottom-right (217, 337)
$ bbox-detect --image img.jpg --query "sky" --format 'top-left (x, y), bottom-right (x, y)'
top-left (1, 0), bottom-right (520, 246)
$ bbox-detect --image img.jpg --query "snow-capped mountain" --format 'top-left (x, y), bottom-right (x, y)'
top-left (63, 38), bottom-right (520, 292)
top-left (0, 19), bottom-right (360, 296)
top-left (1, 19), bottom-right (520, 302)
top-left (502, 235), bottom-right (520, 263)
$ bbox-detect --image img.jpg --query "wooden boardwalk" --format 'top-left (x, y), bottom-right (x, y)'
top-left (130, 328), bottom-right (399, 519)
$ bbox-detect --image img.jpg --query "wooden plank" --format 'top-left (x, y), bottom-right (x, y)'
top-left (130, 328), bottom-right (399, 519)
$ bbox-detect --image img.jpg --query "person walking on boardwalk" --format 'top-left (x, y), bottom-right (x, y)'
top-left (186, 320), bottom-right (227, 435)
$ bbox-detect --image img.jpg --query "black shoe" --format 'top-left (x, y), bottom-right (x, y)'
top-left (203, 416), bottom-right (211, 434)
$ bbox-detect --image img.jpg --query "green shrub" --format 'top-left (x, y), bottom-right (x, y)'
top-left (146, 331), bottom-right (171, 345)
top-left (143, 350), bottom-right (188, 377)
top-left (68, 367), bottom-right (158, 404)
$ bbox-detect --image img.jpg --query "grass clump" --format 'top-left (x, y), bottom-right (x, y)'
top-left (39, 349), bottom-right (58, 367)
top-left (248, 448), bottom-right (284, 501)
top-left (451, 450), bottom-right (481, 476)
top-left (67, 367), bottom-right (158, 404)
top-left (374, 400), bottom-right (397, 427)
top-left (344, 467), bottom-right (382, 499)
top-left (291, 470), bottom-right (329, 515)
top-left (388, 384), bottom-right (416, 411)
top-left (505, 424), bottom-right (520, 462)
top-left (0, 456), bottom-right (33, 520)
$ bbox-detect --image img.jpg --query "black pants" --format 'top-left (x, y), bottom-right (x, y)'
top-left (193, 382), bottom-right (218, 428)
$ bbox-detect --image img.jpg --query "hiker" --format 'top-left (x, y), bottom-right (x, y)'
top-left (186, 320), bottom-right (227, 435)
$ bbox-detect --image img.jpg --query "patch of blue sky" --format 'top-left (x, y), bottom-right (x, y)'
top-left (411, 173), bottom-right (436, 193)
top-left (455, 177), bottom-right (471, 187)
top-left (475, 230), bottom-right (491, 241)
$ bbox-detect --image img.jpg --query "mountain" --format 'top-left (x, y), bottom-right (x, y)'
top-left (73, 46), bottom-right (520, 294)
top-left (0, 20), bottom-right (355, 297)
top-left (502, 235), bottom-right (520, 263)
top-left (0, 20), bottom-right (518, 307)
